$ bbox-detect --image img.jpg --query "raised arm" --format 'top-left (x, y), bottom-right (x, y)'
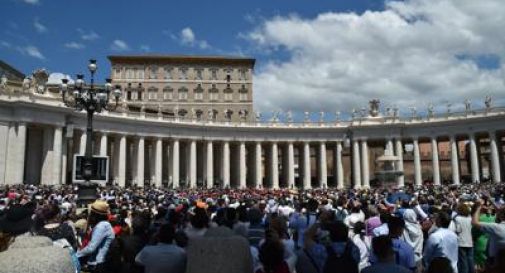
top-left (471, 199), bottom-right (482, 229)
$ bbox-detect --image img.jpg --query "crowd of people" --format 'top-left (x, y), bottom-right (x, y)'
top-left (0, 182), bottom-right (504, 273)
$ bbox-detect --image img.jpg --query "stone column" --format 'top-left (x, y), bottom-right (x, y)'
top-left (206, 141), bottom-right (214, 188)
top-left (254, 142), bottom-right (262, 188)
top-left (395, 138), bottom-right (404, 188)
top-left (271, 142), bottom-right (279, 189)
top-left (489, 131), bottom-right (501, 183)
top-left (413, 138), bottom-right (422, 186)
top-left (352, 139), bottom-right (362, 189)
top-left (319, 142), bottom-right (328, 188)
top-left (172, 139), bottom-right (180, 188)
top-left (431, 137), bottom-right (440, 185)
top-left (239, 141), bottom-right (247, 189)
top-left (155, 138), bottom-right (163, 188)
top-left (335, 141), bottom-right (344, 189)
top-left (52, 126), bottom-right (63, 185)
top-left (287, 142), bottom-right (295, 188)
top-left (79, 131), bottom-right (87, 155)
top-left (41, 127), bottom-right (54, 185)
top-left (361, 139), bottom-right (370, 188)
top-left (469, 133), bottom-right (480, 182)
top-left (303, 142), bottom-right (311, 189)
top-left (61, 135), bottom-right (68, 185)
top-left (118, 135), bottom-right (127, 187)
top-left (222, 141), bottom-right (230, 188)
top-left (450, 135), bottom-right (460, 185)
top-left (99, 133), bottom-right (108, 156)
top-left (136, 137), bottom-right (145, 187)
top-left (189, 140), bottom-right (197, 188)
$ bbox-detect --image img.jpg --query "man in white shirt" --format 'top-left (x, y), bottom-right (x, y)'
top-left (423, 211), bottom-right (459, 273)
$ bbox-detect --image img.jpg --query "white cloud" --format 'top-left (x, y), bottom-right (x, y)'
top-left (0, 41), bottom-right (11, 48)
top-left (22, 0), bottom-right (39, 5)
top-left (181, 27), bottom-right (195, 45)
top-left (64, 42), bottom-right (85, 49)
top-left (77, 29), bottom-right (99, 41)
top-left (33, 18), bottom-right (47, 33)
top-left (140, 44), bottom-right (151, 52)
top-left (248, 0), bottom-right (505, 113)
top-left (110, 39), bottom-right (129, 51)
top-left (17, 45), bottom-right (45, 60)
top-left (47, 73), bottom-right (74, 85)
top-left (178, 27), bottom-right (211, 49)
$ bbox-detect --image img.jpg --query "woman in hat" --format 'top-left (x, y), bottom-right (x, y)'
top-left (76, 200), bottom-right (115, 273)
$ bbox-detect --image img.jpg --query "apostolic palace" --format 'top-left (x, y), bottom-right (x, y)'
top-left (0, 55), bottom-right (504, 190)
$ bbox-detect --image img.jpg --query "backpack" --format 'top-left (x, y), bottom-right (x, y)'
top-left (322, 241), bottom-right (359, 273)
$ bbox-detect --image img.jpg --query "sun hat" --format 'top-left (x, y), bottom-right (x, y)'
top-left (90, 200), bottom-right (110, 215)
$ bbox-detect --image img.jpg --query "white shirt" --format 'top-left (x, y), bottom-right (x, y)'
top-left (423, 228), bottom-right (458, 273)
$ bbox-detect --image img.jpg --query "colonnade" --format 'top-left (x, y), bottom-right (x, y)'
top-left (1, 120), bottom-right (503, 189)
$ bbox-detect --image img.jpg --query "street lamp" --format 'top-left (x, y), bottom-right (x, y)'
top-left (60, 59), bottom-right (121, 203)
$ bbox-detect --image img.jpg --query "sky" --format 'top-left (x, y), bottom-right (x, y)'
top-left (1, 0), bottom-right (505, 119)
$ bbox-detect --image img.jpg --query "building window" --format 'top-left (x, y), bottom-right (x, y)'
top-left (148, 87), bottom-right (158, 100)
top-left (194, 84), bottom-right (204, 101)
top-left (138, 68), bottom-right (145, 79)
top-left (240, 69), bottom-right (247, 80)
top-left (126, 68), bottom-right (133, 79)
top-left (239, 84), bottom-right (248, 101)
top-left (164, 67), bottom-right (172, 79)
top-left (114, 67), bottom-right (121, 79)
top-left (195, 68), bottom-right (203, 80)
top-left (131, 91), bottom-right (138, 100)
top-left (210, 68), bottom-right (218, 80)
top-left (239, 93), bottom-right (247, 101)
top-left (179, 67), bottom-right (188, 80)
top-left (163, 86), bottom-right (173, 100)
top-left (178, 87), bottom-right (188, 100)
top-left (224, 93), bottom-right (233, 101)
top-left (149, 66), bottom-right (157, 79)
top-left (225, 68), bottom-right (232, 82)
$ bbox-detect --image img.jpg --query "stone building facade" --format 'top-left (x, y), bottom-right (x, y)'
top-left (108, 55), bottom-right (255, 122)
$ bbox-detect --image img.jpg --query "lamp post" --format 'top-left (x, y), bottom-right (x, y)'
top-left (60, 59), bottom-right (121, 203)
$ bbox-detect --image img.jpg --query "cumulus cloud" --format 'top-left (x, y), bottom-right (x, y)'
top-left (110, 39), bottom-right (129, 51)
top-left (178, 27), bottom-right (210, 49)
top-left (248, 0), bottom-right (505, 114)
top-left (77, 29), bottom-right (99, 41)
top-left (17, 45), bottom-right (45, 60)
top-left (33, 18), bottom-right (47, 33)
top-left (64, 42), bottom-right (85, 49)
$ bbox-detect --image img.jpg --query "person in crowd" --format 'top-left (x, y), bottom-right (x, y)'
top-left (372, 212), bottom-right (390, 237)
top-left (351, 221), bottom-right (371, 271)
top-left (247, 207), bottom-right (266, 248)
top-left (0, 202), bottom-right (76, 273)
top-left (135, 224), bottom-right (186, 273)
top-left (76, 200), bottom-right (115, 273)
top-left (304, 221), bottom-right (360, 273)
top-left (365, 206), bottom-right (381, 236)
top-left (471, 199), bottom-right (505, 268)
top-left (472, 204), bottom-right (495, 271)
top-left (449, 202), bottom-right (474, 273)
top-left (105, 216), bottom-right (149, 273)
top-left (257, 230), bottom-right (290, 273)
top-left (425, 257), bottom-right (454, 273)
top-left (361, 235), bottom-right (411, 273)
top-left (290, 198), bottom-right (319, 249)
top-left (402, 208), bottom-right (424, 267)
top-left (423, 211), bottom-right (459, 273)
top-left (185, 207), bottom-right (209, 240)
top-left (36, 203), bottom-right (77, 249)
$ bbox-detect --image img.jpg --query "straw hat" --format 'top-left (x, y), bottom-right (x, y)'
top-left (90, 200), bottom-right (109, 215)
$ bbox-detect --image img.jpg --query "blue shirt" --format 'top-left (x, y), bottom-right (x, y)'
top-left (423, 228), bottom-right (458, 273)
top-left (76, 221), bottom-right (115, 264)
top-left (307, 241), bottom-right (360, 272)
top-left (289, 212), bottom-right (318, 247)
top-left (370, 238), bottom-right (416, 271)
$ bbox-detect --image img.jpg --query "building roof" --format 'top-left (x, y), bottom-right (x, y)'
top-left (107, 54), bottom-right (256, 67)
top-left (0, 60), bottom-right (25, 80)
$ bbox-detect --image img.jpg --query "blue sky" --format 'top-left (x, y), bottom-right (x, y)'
top-left (0, 0), bottom-right (381, 81)
top-left (1, 0), bottom-right (504, 116)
